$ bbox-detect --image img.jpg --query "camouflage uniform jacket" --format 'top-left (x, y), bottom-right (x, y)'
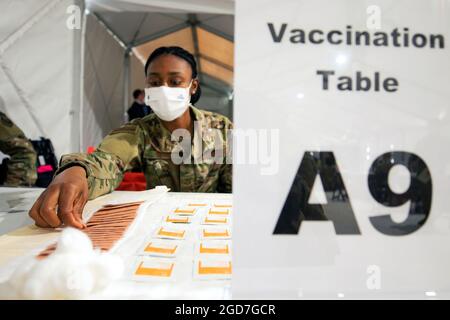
top-left (56, 105), bottom-right (233, 199)
top-left (0, 111), bottom-right (37, 186)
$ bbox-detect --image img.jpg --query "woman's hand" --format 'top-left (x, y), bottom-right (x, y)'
top-left (29, 166), bottom-right (88, 229)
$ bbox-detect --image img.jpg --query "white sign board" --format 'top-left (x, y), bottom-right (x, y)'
top-left (233, 0), bottom-right (450, 298)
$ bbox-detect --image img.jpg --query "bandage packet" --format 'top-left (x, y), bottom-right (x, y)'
top-left (208, 207), bottom-right (231, 216)
top-left (201, 215), bottom-right (230, 225)
top-left (200, 226), bottom-right (231, 240)
top-left (173, 206), bottom-right (198, 216)
top-left (131, 257), bottom-right (177, 281)
top-left (212, 203), bottom-right (232, 208)
top-left (185, 202), bottom-right (208, 207)
top-left (196, 241), bottom-right (231, 256)
top-left (193, 258), bottom-right (232, 280)
top-left (138, 239), bottom-right (181, 258)
top-left (164, 214), bottom-right (192, 224)
top-left (154, 225), bottom-right (187, 240)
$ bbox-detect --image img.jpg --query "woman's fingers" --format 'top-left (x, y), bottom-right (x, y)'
top-left (38, 185), bottom-right (62, 227)
top-left (73, 191), bottom-right (88, 228)
top-left (58, 185), bottom-right (85, 229)
top-left (28, 190), bottom-right (51, 228)
top-left (28, 166), bottom-right (89, 229)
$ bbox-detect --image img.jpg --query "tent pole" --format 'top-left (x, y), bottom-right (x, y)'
top-left (198, 53), bottom-right (233, 71)
top-left (78, 4), bottom-right (87, 153)
top-left (91, 12), bottom-right (127, 49)
top-left (188, 14), bottom-right (203, 84)
top-left (197, 22), bottom-right (234, 42)
top-left (123, 48), bottom-right (131, 123)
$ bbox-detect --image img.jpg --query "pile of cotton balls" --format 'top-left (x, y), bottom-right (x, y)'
top-left (0, 228), bottom-right (124, 299)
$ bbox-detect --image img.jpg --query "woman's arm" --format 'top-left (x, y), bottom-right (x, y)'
top-left (28, 121), bottom-right (145, 228)
top-left (57, 121), bottom-right (145, 199)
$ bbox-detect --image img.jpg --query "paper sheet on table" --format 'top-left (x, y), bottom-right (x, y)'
top-left (0, 190), bottom-right (232, 299)
top-left (0, 186), bottom-right (171, 276)
top-left (101, 186), bottom-right (170, 206)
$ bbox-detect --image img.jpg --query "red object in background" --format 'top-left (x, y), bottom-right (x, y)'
top-left (37, 165), bottom-right (53, 173)
top-left (86, 146), bottom-right (146, 191)
top-left (116, 172), bottom-right (147, 191)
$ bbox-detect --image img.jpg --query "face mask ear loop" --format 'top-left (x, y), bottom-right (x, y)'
top-left (187, 79), bottom-right (194, 89)
top-left (187, 79), bottom-right (195, 106)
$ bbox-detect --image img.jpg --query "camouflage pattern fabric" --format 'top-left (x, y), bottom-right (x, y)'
top-left (0, 111), bottom-right (37, 186)
top-left (56, 106), bottom-right (233, 200)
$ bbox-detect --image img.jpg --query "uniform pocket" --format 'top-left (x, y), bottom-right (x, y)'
top-left (196, 163), bottom-right (221, 192)
top-left (145, 159), bottom-right (174, 189)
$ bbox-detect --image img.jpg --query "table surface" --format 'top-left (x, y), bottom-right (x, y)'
top-left (0, 187), bottom-right (233, 299)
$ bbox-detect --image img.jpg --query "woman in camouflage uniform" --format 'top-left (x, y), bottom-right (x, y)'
top-left (29, 46), bottom-right (233, 229)
top-left (0, 111), bottom-right (37, 186)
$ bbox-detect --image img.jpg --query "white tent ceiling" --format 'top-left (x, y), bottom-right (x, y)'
top-left (91, 12), bottom-right (234, 46)
top-left (1, 0), bottom-right (235, 160)
top-left (0, 0), bottom-right (83, 159)
top-left (86, 0), bottom-right (234, 15)
top-left (90, 11), bottom-right (234, 90)
top-left (81, 2), bottom-right (235, 151)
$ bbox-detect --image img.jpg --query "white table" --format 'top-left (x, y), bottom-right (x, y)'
top-left (0, 187), bottom-right (44, 236)
top-left (0, 187), bottom-right (232, 299)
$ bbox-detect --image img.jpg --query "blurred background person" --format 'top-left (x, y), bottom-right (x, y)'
top-left (0, 111), bottom-right (37, 187)
top-left (127, 89), bottom-right (152, 121)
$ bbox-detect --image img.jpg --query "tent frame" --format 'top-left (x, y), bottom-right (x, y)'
top-left (81, 9), bottom-right (233, 151)
top-left (91, 11), bottom-right (234, 78)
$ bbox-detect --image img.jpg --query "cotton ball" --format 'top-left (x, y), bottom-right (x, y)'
top-left (6, 259), bottom-right (37, 294)
top-left (51, 256), bottom-right (96, 300)
top-left (89, 253), bottom-right (124, 291)
top-left (55, 227), bottom-right (93, 254)
top-left (1, 228), bottom-right (124, 299)
top-left (23, 254), bottom-right (95, 300)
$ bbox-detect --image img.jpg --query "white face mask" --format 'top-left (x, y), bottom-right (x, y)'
top-left (145, 82), bottom-right (192, 121)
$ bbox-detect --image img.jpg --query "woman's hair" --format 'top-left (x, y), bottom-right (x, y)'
top-left (144, 46), bottom-right (201, 104)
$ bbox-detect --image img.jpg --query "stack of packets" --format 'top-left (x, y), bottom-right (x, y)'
top-left (132, 201), bottom-right (232, 282)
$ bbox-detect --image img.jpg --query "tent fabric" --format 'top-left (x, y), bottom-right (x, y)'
top-left (1, 0), bottom-right (234, 159)
top-left (197, 27), bottom-right (233, 67)
top-left (86, 0), bottom-right (234, 15)
top-left (89, 11), bottom-right (234, 46)
top-left (92, 12), bottom-right (191, 46)
top-left (129, 53), bottom-right (146, 105)
top-left (0, 0), bottom-right (82, 159)
top-left (92, 11), bottom-right (234, 88)
top-left (81, 13), bottom-right (126, 152)
top-left (133, 27), bottom-right (196, 63)
top-left (133, 24), bottom-right (234, 85)
top-left (82, 9), bottom-right (234, 151)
